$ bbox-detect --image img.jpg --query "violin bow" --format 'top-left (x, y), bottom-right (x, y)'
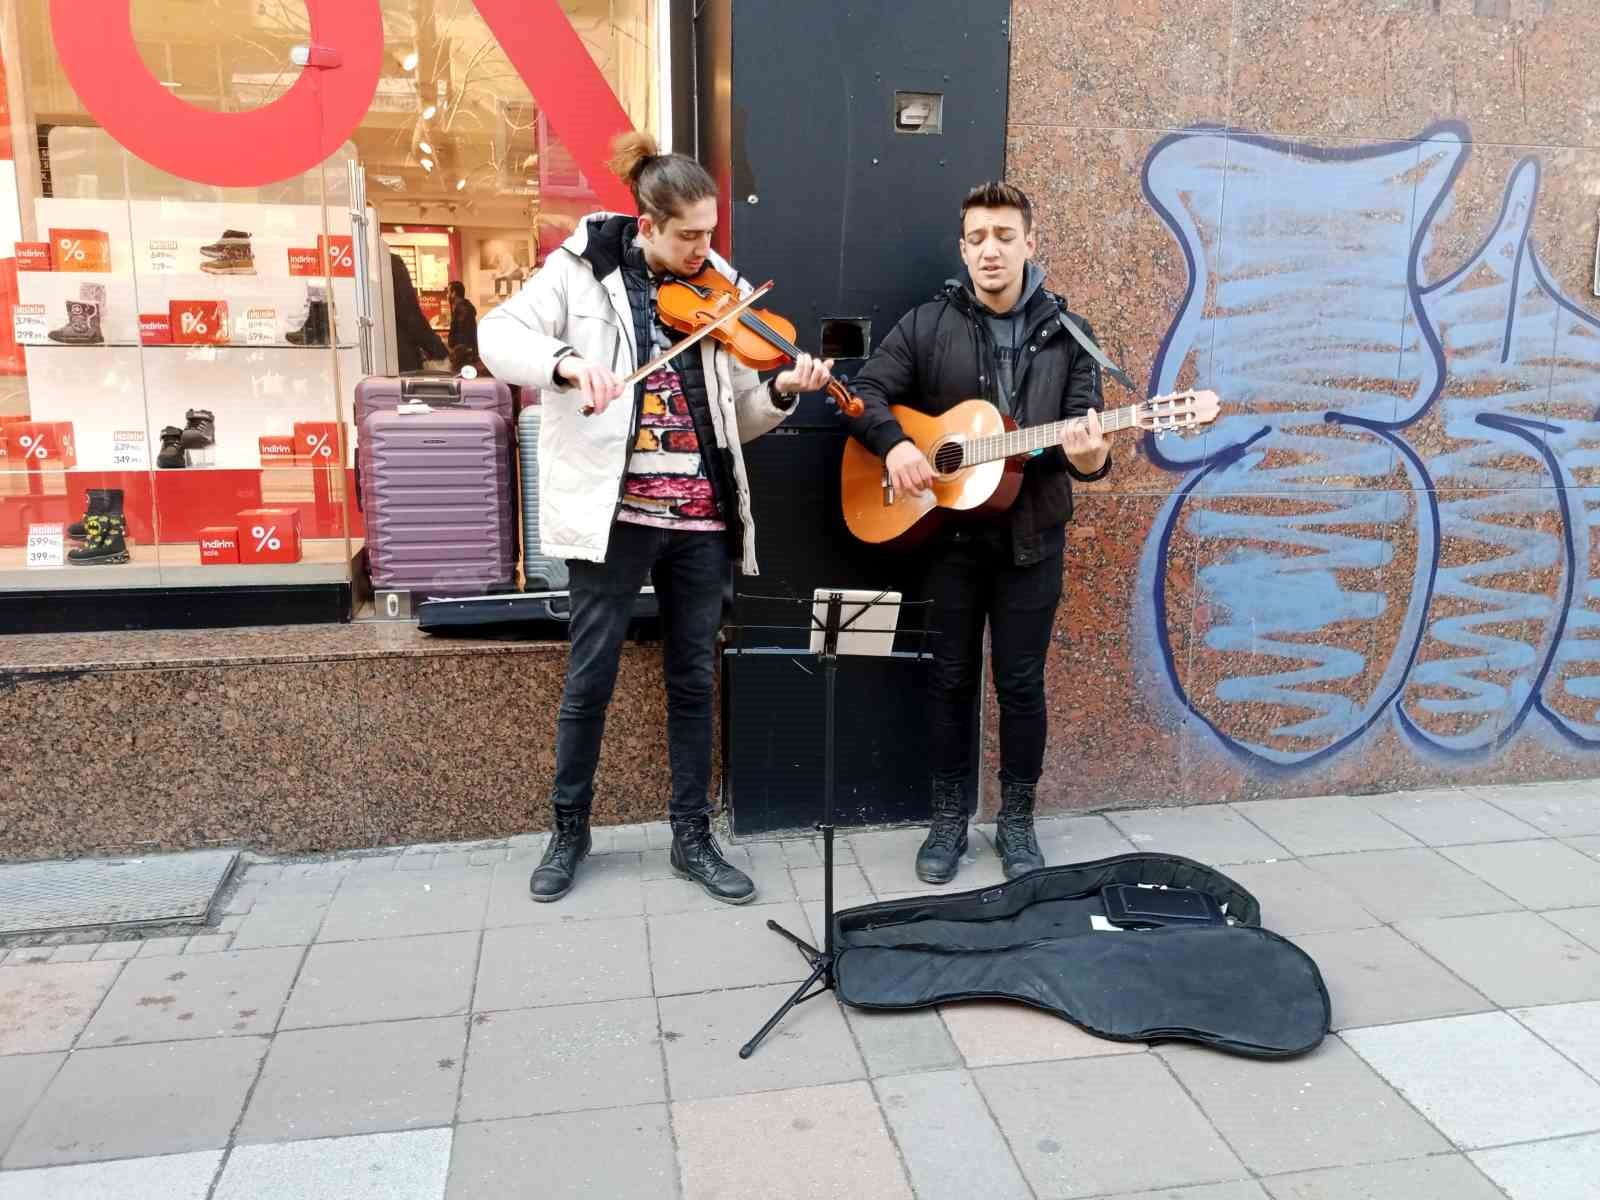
top-left (580, 279), bottom-right (776, 415)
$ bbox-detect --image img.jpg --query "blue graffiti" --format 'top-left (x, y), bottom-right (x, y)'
top-left (1139, 123), bottom-right (1600, 769)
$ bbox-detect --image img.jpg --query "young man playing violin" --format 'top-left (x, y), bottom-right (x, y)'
top-left (845, 181), bottom-right (1110, 886)
top-left (480, 133), bottom-right (831, 905)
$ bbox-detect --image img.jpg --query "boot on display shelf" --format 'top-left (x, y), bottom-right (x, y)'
top-left (286, 286), bottom-right (330, 347)
top-left (66, 513), bottom-right (129, 565)
top-left (46, 299), bottom-right (102, 346)
top-left (67, 488), bottom-right (123, 539)
top-left (157, 425), bottom-right (186, 469)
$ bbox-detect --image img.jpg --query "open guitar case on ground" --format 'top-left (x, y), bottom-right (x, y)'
top-left (830, 852), bottom-right (1330, 1058)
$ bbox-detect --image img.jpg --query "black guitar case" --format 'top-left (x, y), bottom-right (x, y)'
top-left (832, 852), bottom-right (1330, 1058)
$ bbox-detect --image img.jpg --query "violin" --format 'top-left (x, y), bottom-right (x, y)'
top-left (656, 265), bottom-right (865, 418)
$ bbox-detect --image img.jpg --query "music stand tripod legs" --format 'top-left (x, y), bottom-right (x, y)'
top-left (739, 594), bottom-right (851, 1059)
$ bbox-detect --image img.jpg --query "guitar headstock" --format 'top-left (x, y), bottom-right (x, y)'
top-left (1134, 388), bottom-right (1220, 435)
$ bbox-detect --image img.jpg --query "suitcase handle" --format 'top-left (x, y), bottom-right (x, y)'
top-left (400, 376), bottom-right (463, 403)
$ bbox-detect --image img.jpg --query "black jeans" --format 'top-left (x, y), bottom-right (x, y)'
top-left (926, 527), bottom-right (1064, 787)
top-left (551, 521), bottom-right (727, 819)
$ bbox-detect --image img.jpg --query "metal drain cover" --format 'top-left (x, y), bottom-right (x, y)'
top-left (0, 850), bottom-right (239, 936)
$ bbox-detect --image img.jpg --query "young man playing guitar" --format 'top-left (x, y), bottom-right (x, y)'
top-left (845, 181), bottom-right (1110, 885)
top-left (480, 133), bottom-right (831, 905)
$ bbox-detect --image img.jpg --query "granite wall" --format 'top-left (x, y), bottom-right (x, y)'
top-left (0, 626), bottom-right (677, 860)
top-left (1003, 0), bottom-right (1600, 813)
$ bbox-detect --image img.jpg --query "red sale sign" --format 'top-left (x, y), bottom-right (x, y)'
top-left (169, 300), bottom-right (230, 345)
top-left (317, 235), bottom-right (355, 279)
top-left (287, 248), bottom-right (323, 278)
top-left (14, 242), bottom-right (52, 271)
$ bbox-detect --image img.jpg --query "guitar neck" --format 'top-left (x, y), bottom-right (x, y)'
top-left (963, 403), bottom-right (1140, 467)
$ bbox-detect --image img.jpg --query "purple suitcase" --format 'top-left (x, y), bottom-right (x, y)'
top-left (355, 372), bottom-right (513, 424)
top-left (357, 406), bottom-right (515, 595)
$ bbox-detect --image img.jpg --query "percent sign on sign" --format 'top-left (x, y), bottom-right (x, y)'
top-left (18, 435), bottom-right (48, 461)
top-left (180, 310), bottom-right (210, 338)
top-left (56, 238), bottom-right (87, 264)
top-left (250, 524), bottom-right (282, 553)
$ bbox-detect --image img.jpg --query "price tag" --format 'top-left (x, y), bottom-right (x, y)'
top-left (110, 429), bottom-right (147, 469)
top-left (26, 523), bottom-right (64, 569)
top-left (145, 239), bottom-right (180, 273)
top-left (12, 303), bottom-right (47, 345)
top-left (242, 307), bottom-right (278, 346)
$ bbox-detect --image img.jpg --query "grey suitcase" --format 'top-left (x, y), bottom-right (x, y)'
top-left (358, 406), bottom-right (515, 595)
top-left (355, 372), bottom-right (513, 424)
top-left (516, 404), bottom-right (570, 592)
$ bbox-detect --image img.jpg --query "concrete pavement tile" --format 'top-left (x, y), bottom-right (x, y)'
top-left (4, 1037), bottom-right (266, 1168)
top-left (1440, 840), bottom-right (1600, 910)
top-left (657, 984), bottom-right (864, 1101)
top-left (674, 1081), bottom-right (912, 1200)
top-left (873, 1068), bottom-right (1031, 1200)
top-left (1543, 905), bottom-right (1600, 951)
top-left (606, 823), bottom-right (649, 852)
top-left (316, 867), bottom-right (491, 943)
top-left (1232, 796), bottom-right (1420, 857)
top-left (1512, 1000), bottom-right (1600, 1080)
top-left (397, 853), bottom-right (436, 870)
top-left (1364, 789), bottom-right (1543, 846)
top-left (789, 863), bottom-right (873, 903)
top-left (850, 826), bottom-right (1005, 895)
top-left (237, 1017), bottom-right (464, 1143)
top-left (1471, 1131), bottom-right (1600, 1200)
top-left (1344, 1012), bottom-right (1600, 1149)
top-left (457, 998), bottom-right (663, 1122)
top-left (1214, 862), bottom-right (1380, 937)
top-left (474, 918), bottom-right (650, 1011)
top-left (89, 942), bottom-right (140, 961)
top-left (0, 1053), bottom-right (64, 1157)
top-left (134, 937), bottom-right (190, 957)
top-left (648, 903), bottom-right (813, 994)
top-left (228, 895), bottom-right (333, 949)
top-left (1108, 805), bottom-right (1291, 864)
top-left (1470, 781), bottom-right (1600, 837)
top-left (280, 932), bottom-right (476, 1029)
top-left (1396, 912), bottom-right (1600, 1007)
top-left (45, 945), bottom-right (99, 963)
top-left (941, 1000), bottom-right (1145, 1067)
top-left (1108, 1186), bottom-right (1269, 1200)
top-left (486, 851), bottom-right (644, 926)
top-left (447, 1107), bottom-right (673, 1200)
top-left (1302, 849), bottom-right (1520, 922)
top-left (641, 822), bottom-right (673, 849)
top-left (1261, 1154), bottom-right (1506, 1199)
top-left (182, 934), bottom-right (232, 955)
top-left (79, 947), bottom-right (301, 1047)
top-left (1293, 926), bottom-right (1492, 1030)
top-left (641, 871), bottom-right (793, 915)
top-left (0, 1150), bottom-right (222, 1200)
top-left (1030, 814), bottom-right (1141, 863)
top-left (639, 848), bottom-right (677, 880)
top-left (777, 835), bottom-right (856, 868)
top-left (844, 1004), bottom-right (963, 1077)
top-left (216, 1128), bottom-right (452, 1200)
top-left (0, 962), bottom-right (123, 1054)
top-left (974, 1054), bottom-right (1245, 1198)
top-left (1158, 1038), bottom-right (1449, 1174)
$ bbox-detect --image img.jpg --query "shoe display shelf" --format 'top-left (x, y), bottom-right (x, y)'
top-left (4, 197), bottom-right (386, 587)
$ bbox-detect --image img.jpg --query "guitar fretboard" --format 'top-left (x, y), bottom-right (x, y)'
top-left (962, 403), bottom-right (1139, 468)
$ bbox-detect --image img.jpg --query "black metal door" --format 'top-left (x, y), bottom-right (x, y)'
top-left (700, 0), bottom-right (1010, 832)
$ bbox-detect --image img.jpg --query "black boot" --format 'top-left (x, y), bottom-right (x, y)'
top-left (670, 815), bottom-right (756, 905)
top-left (156, 426), bottom-right (186, 468)
top-left (181, 409), bottom-right (215, 449)
top-left (67, 514), bottom-right (129, 565)
top-left (287, 295), bottom-right (330, 347)
top-left (995, 777), bottom-right (1045, 880)
top-left (915, 777), bottom-right (969, 884)
top-left (529, 808), bottom-right (591, 902)
top-left (68, 489), bottom-right (112, 539)
top-left (46, 299), bottom-right (102, 345)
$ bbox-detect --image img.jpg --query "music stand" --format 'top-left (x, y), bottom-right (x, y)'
top-left (730, 588), bottom-right (934, 1059)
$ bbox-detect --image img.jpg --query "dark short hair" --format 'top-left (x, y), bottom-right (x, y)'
top-left (447, 281), bottom-right (464, 298)
top-left (960, 181), bottom-right (1033, 234)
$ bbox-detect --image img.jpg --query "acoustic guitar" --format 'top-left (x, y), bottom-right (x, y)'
top-left (840, 390), bottom-right (1220, 547)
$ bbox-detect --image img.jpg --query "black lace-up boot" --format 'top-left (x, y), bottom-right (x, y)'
top-left (529, 808), bottom-right (592, 902)
top-left (68, 489), bottom-right (113, 540)
top-left (915, 776), bottom-right (969, 884)
top-left (995, 776), bottom-right (1045, 880)
top-left (669, 814), bottom-right (756, 904)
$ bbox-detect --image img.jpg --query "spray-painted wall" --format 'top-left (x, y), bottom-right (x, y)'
top-left (1003, 1), bottom-right (1600, 807)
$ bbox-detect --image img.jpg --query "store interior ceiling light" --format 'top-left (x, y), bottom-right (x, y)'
top-left (417, 141), bottom-right (433, 155)
top-left (421, 105), bottom-right (437, 120)
top-left (456, 178), bottom-right (466, 190)
top-left (420, 157), bottom-right (434, 171)
top-left (401, 51), bottom-right (419, 71)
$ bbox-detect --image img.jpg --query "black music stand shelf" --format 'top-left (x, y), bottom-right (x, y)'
top-left (731, 589), bottom-right (933, 1059)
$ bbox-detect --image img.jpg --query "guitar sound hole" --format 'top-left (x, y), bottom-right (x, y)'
top-left (933, 443), bottom-right (965, 474)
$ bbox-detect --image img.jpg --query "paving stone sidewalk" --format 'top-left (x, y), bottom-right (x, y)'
top-left (2, 779), bottom-right (1600, 1198)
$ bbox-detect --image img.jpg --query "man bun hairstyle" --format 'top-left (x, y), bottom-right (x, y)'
top-left (960, 180), bottom-right (1033, 233)
top-left (607, 131), bottom-right (717, 223)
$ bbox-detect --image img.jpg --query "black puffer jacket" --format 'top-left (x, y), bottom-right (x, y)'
top-left (846, 276), bottom-right (1109, 566)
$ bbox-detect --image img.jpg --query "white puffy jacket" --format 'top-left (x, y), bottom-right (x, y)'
top-left (479, 213), bottom-right (793, 573)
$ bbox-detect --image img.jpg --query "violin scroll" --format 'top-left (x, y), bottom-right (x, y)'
top-left (825, 379), bottom-right (865, 419)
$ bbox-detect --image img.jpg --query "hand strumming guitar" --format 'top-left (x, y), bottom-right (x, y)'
top-left (885, 440), bottom-right (936, 496)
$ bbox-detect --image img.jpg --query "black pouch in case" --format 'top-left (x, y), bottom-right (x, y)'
top-left (1101, 882), bottom-right (1226, 929)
